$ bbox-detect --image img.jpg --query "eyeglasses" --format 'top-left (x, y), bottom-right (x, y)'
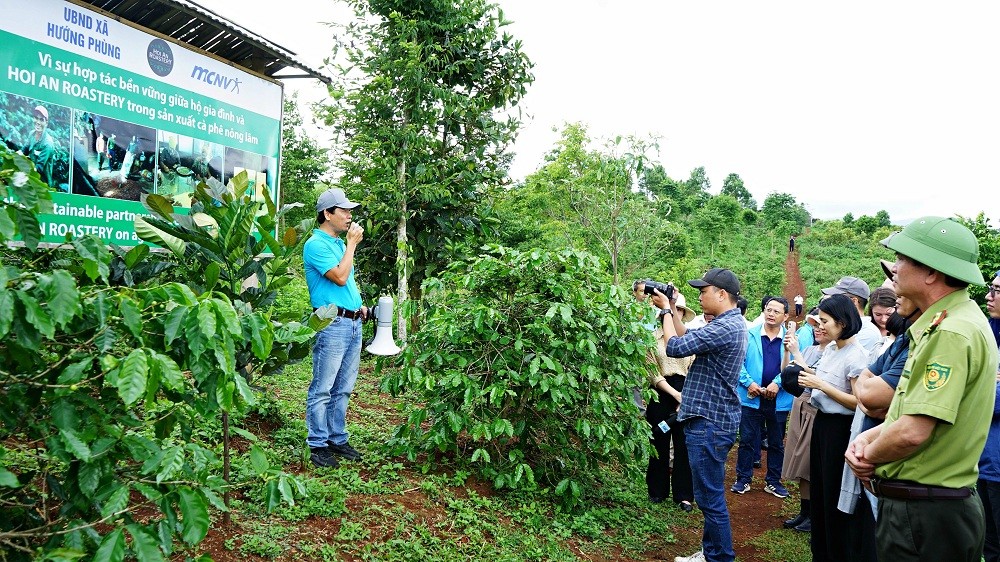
top-left (990, 285), bottom-right (1000, 298)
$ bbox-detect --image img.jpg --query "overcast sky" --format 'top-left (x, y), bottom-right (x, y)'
top-left (197, 0), bottom-right (1000, 225)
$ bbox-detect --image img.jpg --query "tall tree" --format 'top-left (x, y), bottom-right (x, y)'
top-left (322, 0), bottom-right (534, 341)
top-left (760, 191), bottom-right (809, 228)
top-left (279, 95), bottom-right (331, 228)
top-left (720, 172), bottom-right (756, 209)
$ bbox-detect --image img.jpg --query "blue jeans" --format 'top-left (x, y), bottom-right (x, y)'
top-left (735, 402), bottom-right (788, 486)
top-left (306, 316), bottom-right (362, 449)
top-left (685, 416), bottom-right (737, 562)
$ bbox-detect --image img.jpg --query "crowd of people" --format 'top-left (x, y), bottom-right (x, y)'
top-left (635, 216), bottom-right (1000, 562)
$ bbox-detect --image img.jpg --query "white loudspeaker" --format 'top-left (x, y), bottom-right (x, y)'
top-left (365, 296), bottom-right (401, 356)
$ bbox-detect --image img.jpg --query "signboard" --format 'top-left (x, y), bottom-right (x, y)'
top-left (0, 0), bottom-right (283, 245)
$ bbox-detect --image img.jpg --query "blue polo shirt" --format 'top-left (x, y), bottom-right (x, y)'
top-left (303, 229), bottom-right (362, 310)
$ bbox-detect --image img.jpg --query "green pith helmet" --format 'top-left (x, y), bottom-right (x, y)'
top-left (880, 216), bottom-right (985, 286)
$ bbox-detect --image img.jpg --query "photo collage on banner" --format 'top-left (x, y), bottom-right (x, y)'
top-left (0, 0), bottom-right (282, 245)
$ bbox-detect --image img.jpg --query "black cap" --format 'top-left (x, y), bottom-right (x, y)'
top-left (780, 364), bottom-right (805, 398)
top-left (688, 267), bottom-right (741, 296)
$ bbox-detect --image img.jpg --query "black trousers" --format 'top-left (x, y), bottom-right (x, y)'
top-left (810, 411), bottom-right (853, 562)
top-left (983, 478), bottom-right (1000, 562)
top-left (646, 375), bottom-right (693, 503)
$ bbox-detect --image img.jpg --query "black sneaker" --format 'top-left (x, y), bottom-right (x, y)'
top-left (328, 441), bottom-right (363, 461)
top-left (310, 447), bottom-right (339, 468)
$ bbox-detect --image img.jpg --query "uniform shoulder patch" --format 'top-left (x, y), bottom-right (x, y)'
top-left (924, 362), bottom-right (952, 391)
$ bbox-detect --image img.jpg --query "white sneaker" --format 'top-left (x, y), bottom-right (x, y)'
top-left (674, 551), bottom-right (705, 562)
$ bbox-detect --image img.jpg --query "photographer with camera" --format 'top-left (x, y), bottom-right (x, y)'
top-left (651, 268), bottom-right (749, 562)
top-left (641, 281), bottom-right (696, 512)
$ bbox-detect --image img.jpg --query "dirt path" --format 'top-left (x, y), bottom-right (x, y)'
top-left (782, 248), bottom-right (808, 323)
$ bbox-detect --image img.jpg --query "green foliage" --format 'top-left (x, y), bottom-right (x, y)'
top-left (278, 95), bottom-right (331, 228)
top-left (322, 0), bottom-right (535, 300)
top-left (760, 192), bottom-right (809, 229)
top-left (955, 213), bottom-right (1000, 305)
top-left (494, 124), bottom-right (685, 284)
top-left (693, 194), bottom-right (742, 249)
top-left (134, 172), bottom-right (318, 383)
top-left (381, 246), bottom-right (650, 508)
top-left (0, 143), bottom-right (53, 250)
top-left (720, 172), bottom-right (755, 209)
top-left (0, 159), bottom-right (309, 558)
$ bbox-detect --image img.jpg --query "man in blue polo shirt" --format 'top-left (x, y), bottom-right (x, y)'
top-left (303, 188), bottom-right (368, 468)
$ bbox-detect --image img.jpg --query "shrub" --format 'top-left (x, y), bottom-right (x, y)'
top-left (382, 246), bottom-right (651, 508)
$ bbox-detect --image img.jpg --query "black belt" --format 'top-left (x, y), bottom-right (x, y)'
top-left (870, 477), bottom-right (972, 500)
top-left (336, 307), bottom-right (363, 320)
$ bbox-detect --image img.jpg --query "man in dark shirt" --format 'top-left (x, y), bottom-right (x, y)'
top-left (652, 268), bottom-right (749, 562)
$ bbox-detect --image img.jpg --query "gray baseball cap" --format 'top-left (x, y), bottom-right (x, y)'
top-left (821, 276), bottom-right (871, 300)
top-left (316, 188), bottom-right (360, 212)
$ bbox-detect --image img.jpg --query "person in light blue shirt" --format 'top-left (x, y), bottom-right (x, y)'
top-left (732, 297), bottom-right (794, 499)
top-left (303, 188), bottom-right (368, 469)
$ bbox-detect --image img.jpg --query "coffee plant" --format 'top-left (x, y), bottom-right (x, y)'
top-left (0, 147), bottom-right (314, 560)
top-left (382, 246), bottom-right (652, 509)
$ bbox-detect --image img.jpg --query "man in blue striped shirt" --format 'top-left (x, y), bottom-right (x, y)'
top-left (652, 268), bottom-right (749, 562)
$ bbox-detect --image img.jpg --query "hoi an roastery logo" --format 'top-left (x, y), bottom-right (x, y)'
top-left (147, 39), bottom-right (174, 76)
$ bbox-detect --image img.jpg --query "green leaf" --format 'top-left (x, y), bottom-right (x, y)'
top-left (203, 262), bottom-right (220, 292)
top-left (60, 428), bottom-right (92, 462)
top-left (142, 194), bottom-right (176, 220)
top-left (117, 349), bottom-right (149, 406)
top-left (12, 206), bottom-right (41, 251)
top-left (234, 374), bottom-right (256, 407)
top-left (265, 479), bottom-right (280, 512)
top-left (0, 290), bottom-right (13, 338)
top-left (94, 529), bottom-right (125, 562)
top-left (101, 485), bottom-right (130, 518)
top-left (0, 467), bottom-right (19, 488)
top-left (72, 236), bottom-right (111, 281)
top-left (200, 487), bottom-right (228, 511)
top-left (57, 358), bottom-right (91, 386)
top-left (41, 270), bottom-right (81, 328)
top-left (126, 524), bottom-right (164, 562)
top-left (150, 352), bottom-right (184, 391)
top-left (162, 306), bottom-right (187, 346)
top-left (245, 314), bottom-right (274, 360)
top-left (278, 476), bottom-right (294, 506)
top-left (119, 297), bottom-right (144, 342)
top-left (18, 290), bottom-right (55, 339)
top-left (0, 206), bottom-right (16, 241)
top-left (156, 446), bottom-right (184, 484)
top-left (123, 243), bottom-right (150, 268)
top-left (79, 461), bottom-right (101, 497)
top-left (177, 487), bottom-right (209, 545)
top-left (249, 445), bottom-right (269, 475)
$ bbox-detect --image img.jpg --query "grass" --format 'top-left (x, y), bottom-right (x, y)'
top-left (208, 347), bottom-right (806, 561)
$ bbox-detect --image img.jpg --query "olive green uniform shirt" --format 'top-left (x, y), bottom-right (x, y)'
top-left (875, 289), bottom-right (998, 488)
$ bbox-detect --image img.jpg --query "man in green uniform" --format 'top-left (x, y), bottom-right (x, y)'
top-left (846, 216), bottom-right (998, 561)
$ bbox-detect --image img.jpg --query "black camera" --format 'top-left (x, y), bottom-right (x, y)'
top-left (642, 280), bottom-right (674, 298)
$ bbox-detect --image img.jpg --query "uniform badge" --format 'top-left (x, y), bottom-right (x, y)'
top-left (924, 362), bottom-right (952, 391)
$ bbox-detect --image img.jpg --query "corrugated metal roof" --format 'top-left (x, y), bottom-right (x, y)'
top-left (74, 0), bottom-right (331, 84)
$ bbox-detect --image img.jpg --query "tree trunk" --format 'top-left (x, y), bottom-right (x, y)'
top-left (396, 112), bottom-right (409, 344)
top-left (222, 410), bottom-right (231, 524)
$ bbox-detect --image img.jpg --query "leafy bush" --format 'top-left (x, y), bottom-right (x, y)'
top-left (0, 150), bottom-right (311, 559)
top-left (382, 246), bottom-right (651, 508)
